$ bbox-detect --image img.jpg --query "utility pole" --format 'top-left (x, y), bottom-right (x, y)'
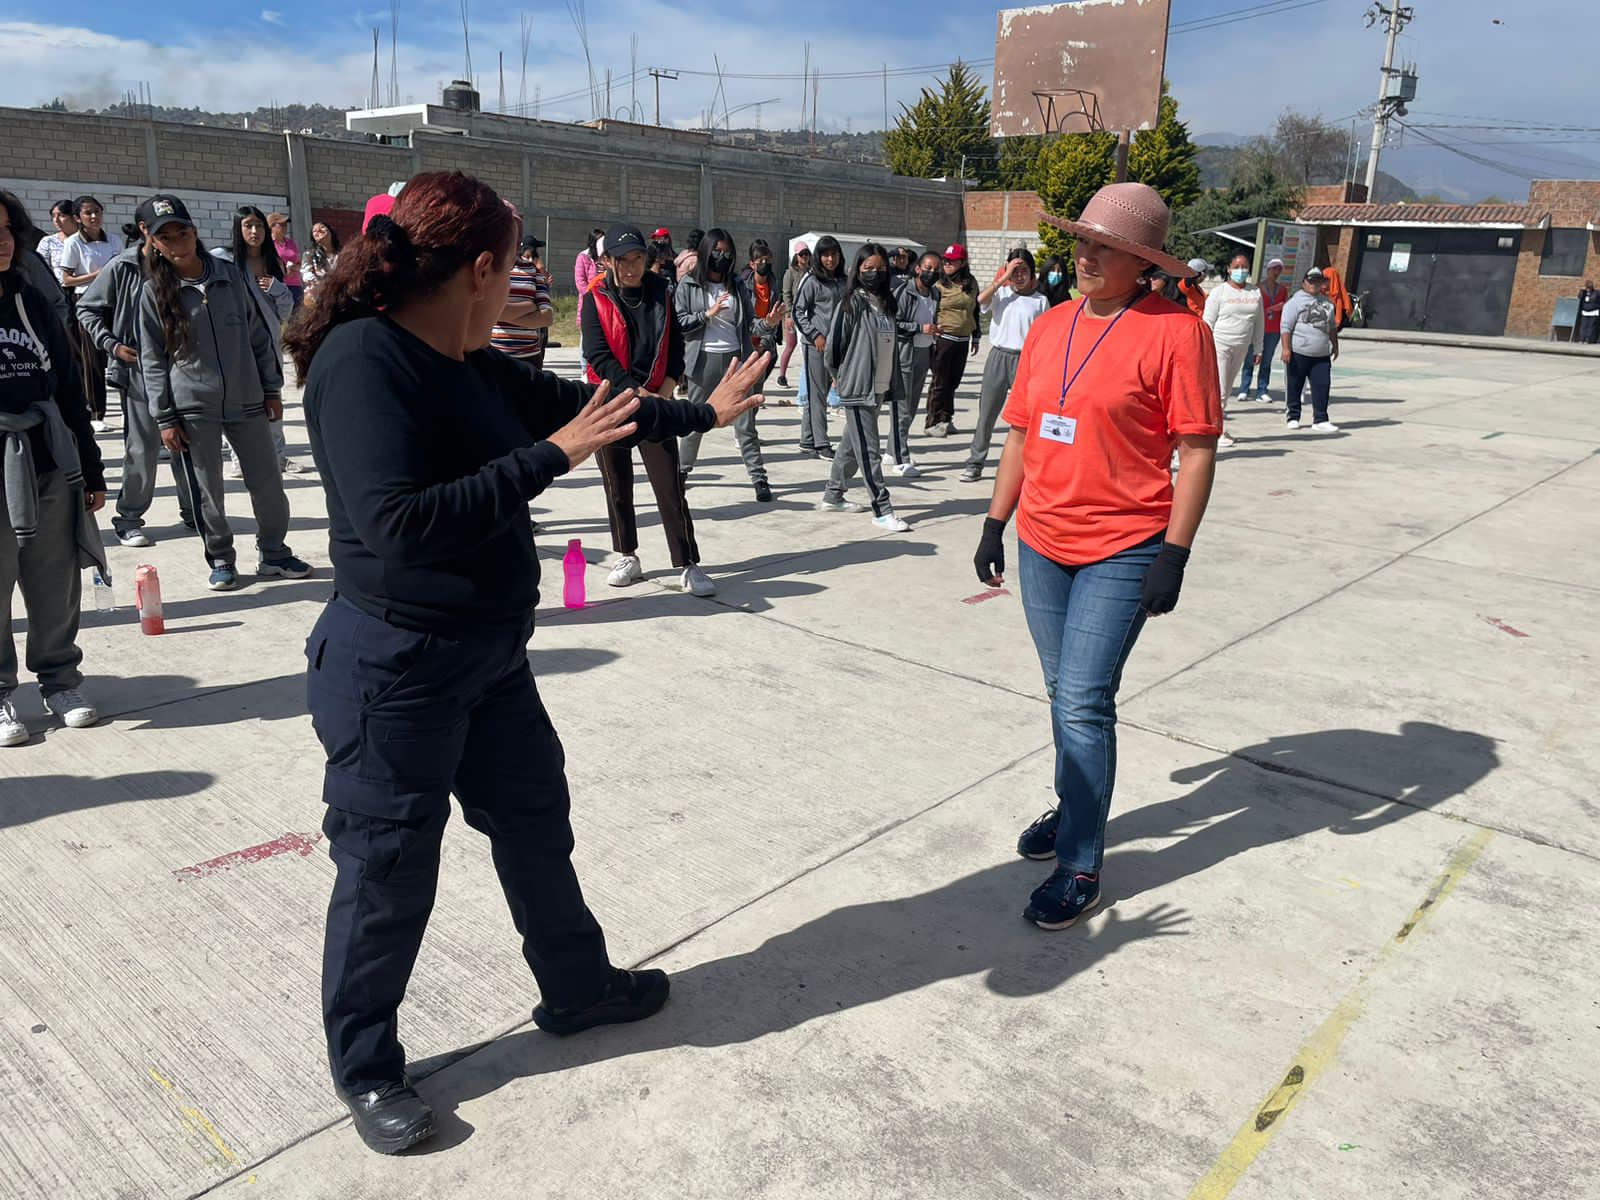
top-left (1363, 2), bottom-right (1414, 197)
top-left (649, 67), bottom-right (678, 126)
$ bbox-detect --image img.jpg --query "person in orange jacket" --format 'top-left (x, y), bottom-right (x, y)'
top-left (1179, 256), bottom-right (1209, 318)
top-left (1323, 264), bottom-right (1353, 328)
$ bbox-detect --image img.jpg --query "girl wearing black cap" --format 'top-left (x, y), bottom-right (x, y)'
top-left (283, 173), bottom-right (764, 1154)
top-left (580, 222), bottom-right (718, 597)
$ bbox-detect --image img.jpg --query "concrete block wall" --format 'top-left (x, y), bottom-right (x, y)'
top-left (1, 176), bottom-right (286, 247)
top-left (1505, 180), bottom-right (1600, 338)
top-left (153, 125), bottom-right (288, 195)
top-left (0, 109), bottom-right (152, 191)
top-left (305, 140), bottom-right (414, 210)
top-left (630, 166), bottom-right (701, 225)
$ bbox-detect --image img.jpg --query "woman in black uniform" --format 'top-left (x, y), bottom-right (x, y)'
top-left (284, 172), bottom-right (766, 1155)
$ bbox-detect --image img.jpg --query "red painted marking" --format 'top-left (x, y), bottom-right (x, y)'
top-left (962, 588), bottom-right (1012, 605)
top-left (1481, 616), bottom-right (1530, 639)
top-left (173, 832), bottom-right (324, 881)
top-left (1268, 489), bottom-right (1294, 497)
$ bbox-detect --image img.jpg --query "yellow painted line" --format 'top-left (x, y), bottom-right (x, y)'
top-left (148, 1066), bottom-right (240, 1167)
top-left (1186, 828), bottom-right (1493, 1200)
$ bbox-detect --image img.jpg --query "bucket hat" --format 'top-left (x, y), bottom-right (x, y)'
top-left (1042, 182), bottom-right (1190, 278)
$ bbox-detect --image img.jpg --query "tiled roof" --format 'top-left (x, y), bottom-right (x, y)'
top-left (1295, 203), bottom-right (1545, 227)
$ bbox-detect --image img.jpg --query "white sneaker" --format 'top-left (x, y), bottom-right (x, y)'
top-left (675, 564), bottom-right (717, 597)
top-left (91, 419), bottom-right (112, 434)
top-left (282, 458), bottom-right (309, 474)
top-left (0, 699), bottom-right (27, 747)
top-left (872, 512), bottom-right (911, 533)
top-left (889, 461), bottom-right (921, 478)
top-left (1218, 432), bottom-right (1237, 448)
top-left (224, 458), bottom-right (242, 479)
top-left (1234, 391), bottom-right (1251, 403)
top-left (817, 498), bottom-right (867, 513)
top-left (1312, 420), bottom-right (1341, 432)
top-left (1254, 391), bottom-right (1272, 403)
top-left (1285, 416), bottom-right (1302, 429)
top-left (607, 554), bottom-right (643, 587)
top-left (42, 688), bottom-right (99, 729)
top-left (116, 528), bottom-right (154, 548)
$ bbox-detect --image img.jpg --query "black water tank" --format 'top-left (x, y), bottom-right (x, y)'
top-left (442, 80), bottom-right (480, 113)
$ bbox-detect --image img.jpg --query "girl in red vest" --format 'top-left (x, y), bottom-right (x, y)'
top-left (580, 222), bottom-right (716, 597)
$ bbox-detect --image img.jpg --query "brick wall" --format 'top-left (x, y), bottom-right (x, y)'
top-left (531, 155), bottom-right (623, 218)
top-left (1300, 183), bottom-right (1368, 208)
top-left (415, 136), bottom-right (524, 210)
top-left (786, 184), bottom-right (849, 231)
top-left (1, 175), bottom-right (286, 247)
top-left (964, 190), bottom-right (1045, 232)
top-left (1504, 180), bottom-right (1600, 337)
top-left (711, 175), bottom-right (780, 234)
top-left (629, 166), bottom-right (700, 225)
top-left (0, 109), bottom-right (153, 188)
top-left (154, 126), bottom-right (288, 195)
top-left (305, 140), bottom-right (413, 209)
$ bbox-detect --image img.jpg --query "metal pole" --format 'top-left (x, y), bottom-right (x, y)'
top-left (1114, 129), bottom-right (1130, 182)
top-left (1363, 3), bottom-right (1405, 197)
top-left (655, 72), bottom-right (661, 125)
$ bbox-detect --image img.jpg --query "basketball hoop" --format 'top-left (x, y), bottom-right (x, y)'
top-left (1032, 89), bottom-right (1105, 136)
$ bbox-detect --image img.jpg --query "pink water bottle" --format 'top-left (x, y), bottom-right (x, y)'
top-left (134, 564), bottom-right (166, 635)
top-left (562, 539), bottom-right (586, 609)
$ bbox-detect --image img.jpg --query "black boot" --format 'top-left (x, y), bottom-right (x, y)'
top-left (339, 1078), bottom-right (436, 1154)
top-left (533, 967), bottom-right (670, 1036)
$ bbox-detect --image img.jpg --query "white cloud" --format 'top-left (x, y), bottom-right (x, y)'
top-left (261, 10), bottom-right (285, 26)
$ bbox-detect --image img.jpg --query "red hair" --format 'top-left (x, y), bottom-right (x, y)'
top-left (283, 170), bottom-right (519, 381)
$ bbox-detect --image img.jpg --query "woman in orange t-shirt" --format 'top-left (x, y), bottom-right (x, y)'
top-left (972, 183), bottom-right (1223, 931)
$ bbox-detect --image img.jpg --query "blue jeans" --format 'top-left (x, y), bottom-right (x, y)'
top-left (1018, 537), bottom-right (1158, 873)
top-left (1238, 331), bottom-right (1280, 393)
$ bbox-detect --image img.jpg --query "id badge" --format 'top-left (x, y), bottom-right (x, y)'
top-left (1039, 413), bottom-right (1077, 445)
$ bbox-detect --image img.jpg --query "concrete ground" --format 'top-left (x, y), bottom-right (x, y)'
top-left (2, 337), bottom-right (1598, 1200)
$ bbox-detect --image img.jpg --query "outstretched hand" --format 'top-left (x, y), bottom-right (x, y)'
top-left (547, 381), bottom-right (641, 469)
top-left (706, 351), bottom-right (770, 428)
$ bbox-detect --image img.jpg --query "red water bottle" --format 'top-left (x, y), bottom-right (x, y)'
top-left (134, 564), bottom-right (166, 635)
top-left (562, 539), bottom-right (586, 609)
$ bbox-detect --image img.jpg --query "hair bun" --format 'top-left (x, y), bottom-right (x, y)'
top-left (367, 214), bottom-right (417, 269)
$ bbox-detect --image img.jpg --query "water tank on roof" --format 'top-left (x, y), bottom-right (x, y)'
top-left (442, 80), bottom-right (480, 113)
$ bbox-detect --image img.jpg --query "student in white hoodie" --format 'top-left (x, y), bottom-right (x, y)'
top-left (1202, 253), bottom-right (1263, 448)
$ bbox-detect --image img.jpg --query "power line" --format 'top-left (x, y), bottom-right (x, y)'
top-left (1170, 0), bottom-right (1330, 35)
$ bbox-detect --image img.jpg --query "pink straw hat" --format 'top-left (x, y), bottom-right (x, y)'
top-left (1042, 182), bottom-right (1191, 277)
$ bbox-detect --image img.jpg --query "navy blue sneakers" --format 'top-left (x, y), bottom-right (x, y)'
top-left (258, 554), bottom-right (313, 579)
top-left (1024, 868), bottom-right (1102, 931)
top-left (1016, 809), bottom-right (1059, 860)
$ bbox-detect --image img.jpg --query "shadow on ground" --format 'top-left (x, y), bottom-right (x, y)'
top-left (0, 771), bottom-right (215, 830)
top-left (402, 720), bottom-right (1497, 1151)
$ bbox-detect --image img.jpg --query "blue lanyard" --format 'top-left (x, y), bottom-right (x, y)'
top-left (1057, 295), bottom-right (1140, 412)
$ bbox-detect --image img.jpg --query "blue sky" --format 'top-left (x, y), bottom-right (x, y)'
top-left (5, 0), bottom-right (1597, 197)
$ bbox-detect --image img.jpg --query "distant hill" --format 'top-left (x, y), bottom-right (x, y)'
top-left (1194, 137), bottom-right (1419, 204)
top-left (37, 98), bottom-right (364, 140)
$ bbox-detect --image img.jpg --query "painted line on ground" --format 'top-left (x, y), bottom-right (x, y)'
top-left (961, 588), bottom-right (1011, 605)
top-left (1481, 615), bottom-right (1531, 638)
top-left (148, 1066), bottom-right (239, 1168)
top-left (172, 832), bottom-right (324, 881)
top-left (1185, 827), bottom-right (1493, 1199)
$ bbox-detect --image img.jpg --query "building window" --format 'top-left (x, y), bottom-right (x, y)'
top-left (1539, 228), bottom-right (1588, 277)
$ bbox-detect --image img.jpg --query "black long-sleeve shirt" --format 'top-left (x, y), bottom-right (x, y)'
top-left (578, 274), bottom-right (684, 391)
top-left (305, 315), bottom-right (714, 632)
top-left (0, 278), bottom-right (106, 491)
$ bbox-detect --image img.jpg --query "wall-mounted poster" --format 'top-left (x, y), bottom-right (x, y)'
top-left (1389, 243), bottom-right (1412, 272)
top-left (1262, 221), bottom-right (1318, 280)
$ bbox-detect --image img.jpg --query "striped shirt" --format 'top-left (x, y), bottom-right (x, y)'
top-left (490, 263), bottom-right (553, 358)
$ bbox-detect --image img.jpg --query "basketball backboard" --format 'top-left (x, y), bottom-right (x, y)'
top-left (991, 0), bottom-right (1172, 138)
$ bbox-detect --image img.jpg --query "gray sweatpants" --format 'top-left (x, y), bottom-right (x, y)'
top-left (890, 343), bottom-right (931, 466)
top-left (965, 346), bottom-right (1021, 469)
top-left (679, 349), bottom-right (768, 484)
top-left (178, 416), bottom-right (292, 569)
top-left (113, 383), bottom-right (194, 533)
top-left (0, 469), bottom-right (84, 697)
top-left (823, 399), bottom-right (891, 517)
top-left (800, 346), bottom-right (834, 453)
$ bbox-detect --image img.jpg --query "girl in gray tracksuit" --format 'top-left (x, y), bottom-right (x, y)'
top-left (791, 234), bottom-right (847, 458)
top-left (818, 243), bottom-right (910, 532)
top-left (138, 227), bottom-right (304, 589)
top-left (889, 252), bottom-right (942, 476)
top-left (76, 236), bottom-right (194, 541)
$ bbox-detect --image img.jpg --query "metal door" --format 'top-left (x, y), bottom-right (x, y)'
top-left (1351, 228), bottom-right (1518, 336)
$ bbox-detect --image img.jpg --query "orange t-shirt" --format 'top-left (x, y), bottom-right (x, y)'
top-left (1178, 277), bottom-right (1207, 319)
top-left (1000, 294), bottom-right (1223, 566)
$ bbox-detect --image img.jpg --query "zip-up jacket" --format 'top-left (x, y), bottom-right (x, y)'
top-left (793, 273), bottom-right (846, 347)
top-left (211, 247), bottom-right (293, 348)
top-left (138, 257), bottom-right (284, 430)
top-left (675, 272), bottom-right (779, 378)
top-left (77, 244), bottom-right (146, 391)
top-left (825, 289), bottom-right (897, 402)
top-left (580, 274), bottom-right (681, 394)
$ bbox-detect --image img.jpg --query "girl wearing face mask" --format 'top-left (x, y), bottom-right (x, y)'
top-left (777, 244), bottom-right (811, 390)
top-left (675, 228), bottom-right (784, 503)
top-left (792, 235), bottom-right (847, 459)
top-left (887, 250), bottom-right (942, 477)
top-left (924, 244), bottom-right (978, 437)
top-left (1201, 253), bottom-right (1263, 449)
top-left (213, 206), bottom-right (296, 471)
top-left (60, 196), bottom-right (123, 431)
top-left (818, 244), bottom-right (910, 533)
top-left (1039, 255), bottom-right (1074, 307)
top-left (962, 248), bottom-right (1050, 483)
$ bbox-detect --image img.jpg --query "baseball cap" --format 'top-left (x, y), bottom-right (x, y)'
top-left (135, 194), bottom-right (194, 234)
top-left (1267, 257), bottom-right (1285, 269)
top-left (1187, 257), bottom-right (1209, 275)
top-left (603, 222), bottom-right (647, 258)
top-left (1304, 267), bottom-right (1326, 281)
top-left (520, 233), bottom-right (545, 252)
top-left (362, 192), bottom-right (396, 232)
top-left (942, 243), bottom-right (968, 262)
top-left (652, 227), bottom-right (671, 240)
top-left (267, 211), bottom-right (289, 226)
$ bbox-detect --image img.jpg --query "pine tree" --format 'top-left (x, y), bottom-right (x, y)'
top-left (1129, 88), bottom-right (1200, 211)
top-left (997, 135), bottom-right (1048, 191)
top-left (884, 61), bottom-right (996, 187)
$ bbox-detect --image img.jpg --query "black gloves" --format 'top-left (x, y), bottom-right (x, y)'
top-left (1140, 542), bottom-right (1191, 615)
top-left (975, 517), bottom-right (1007, 584)
top-left (969, 336), bottom-right (981, 358)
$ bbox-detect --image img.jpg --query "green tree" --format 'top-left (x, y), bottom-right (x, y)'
top-left (883, 61), bottom-right (996, 187)
top-left (997, 134), bottom-right (1048, 191)
top-left (1166, 144), bottom-right (1302, 264)
top-left (1129, 89), bottom-right (1201, 210)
